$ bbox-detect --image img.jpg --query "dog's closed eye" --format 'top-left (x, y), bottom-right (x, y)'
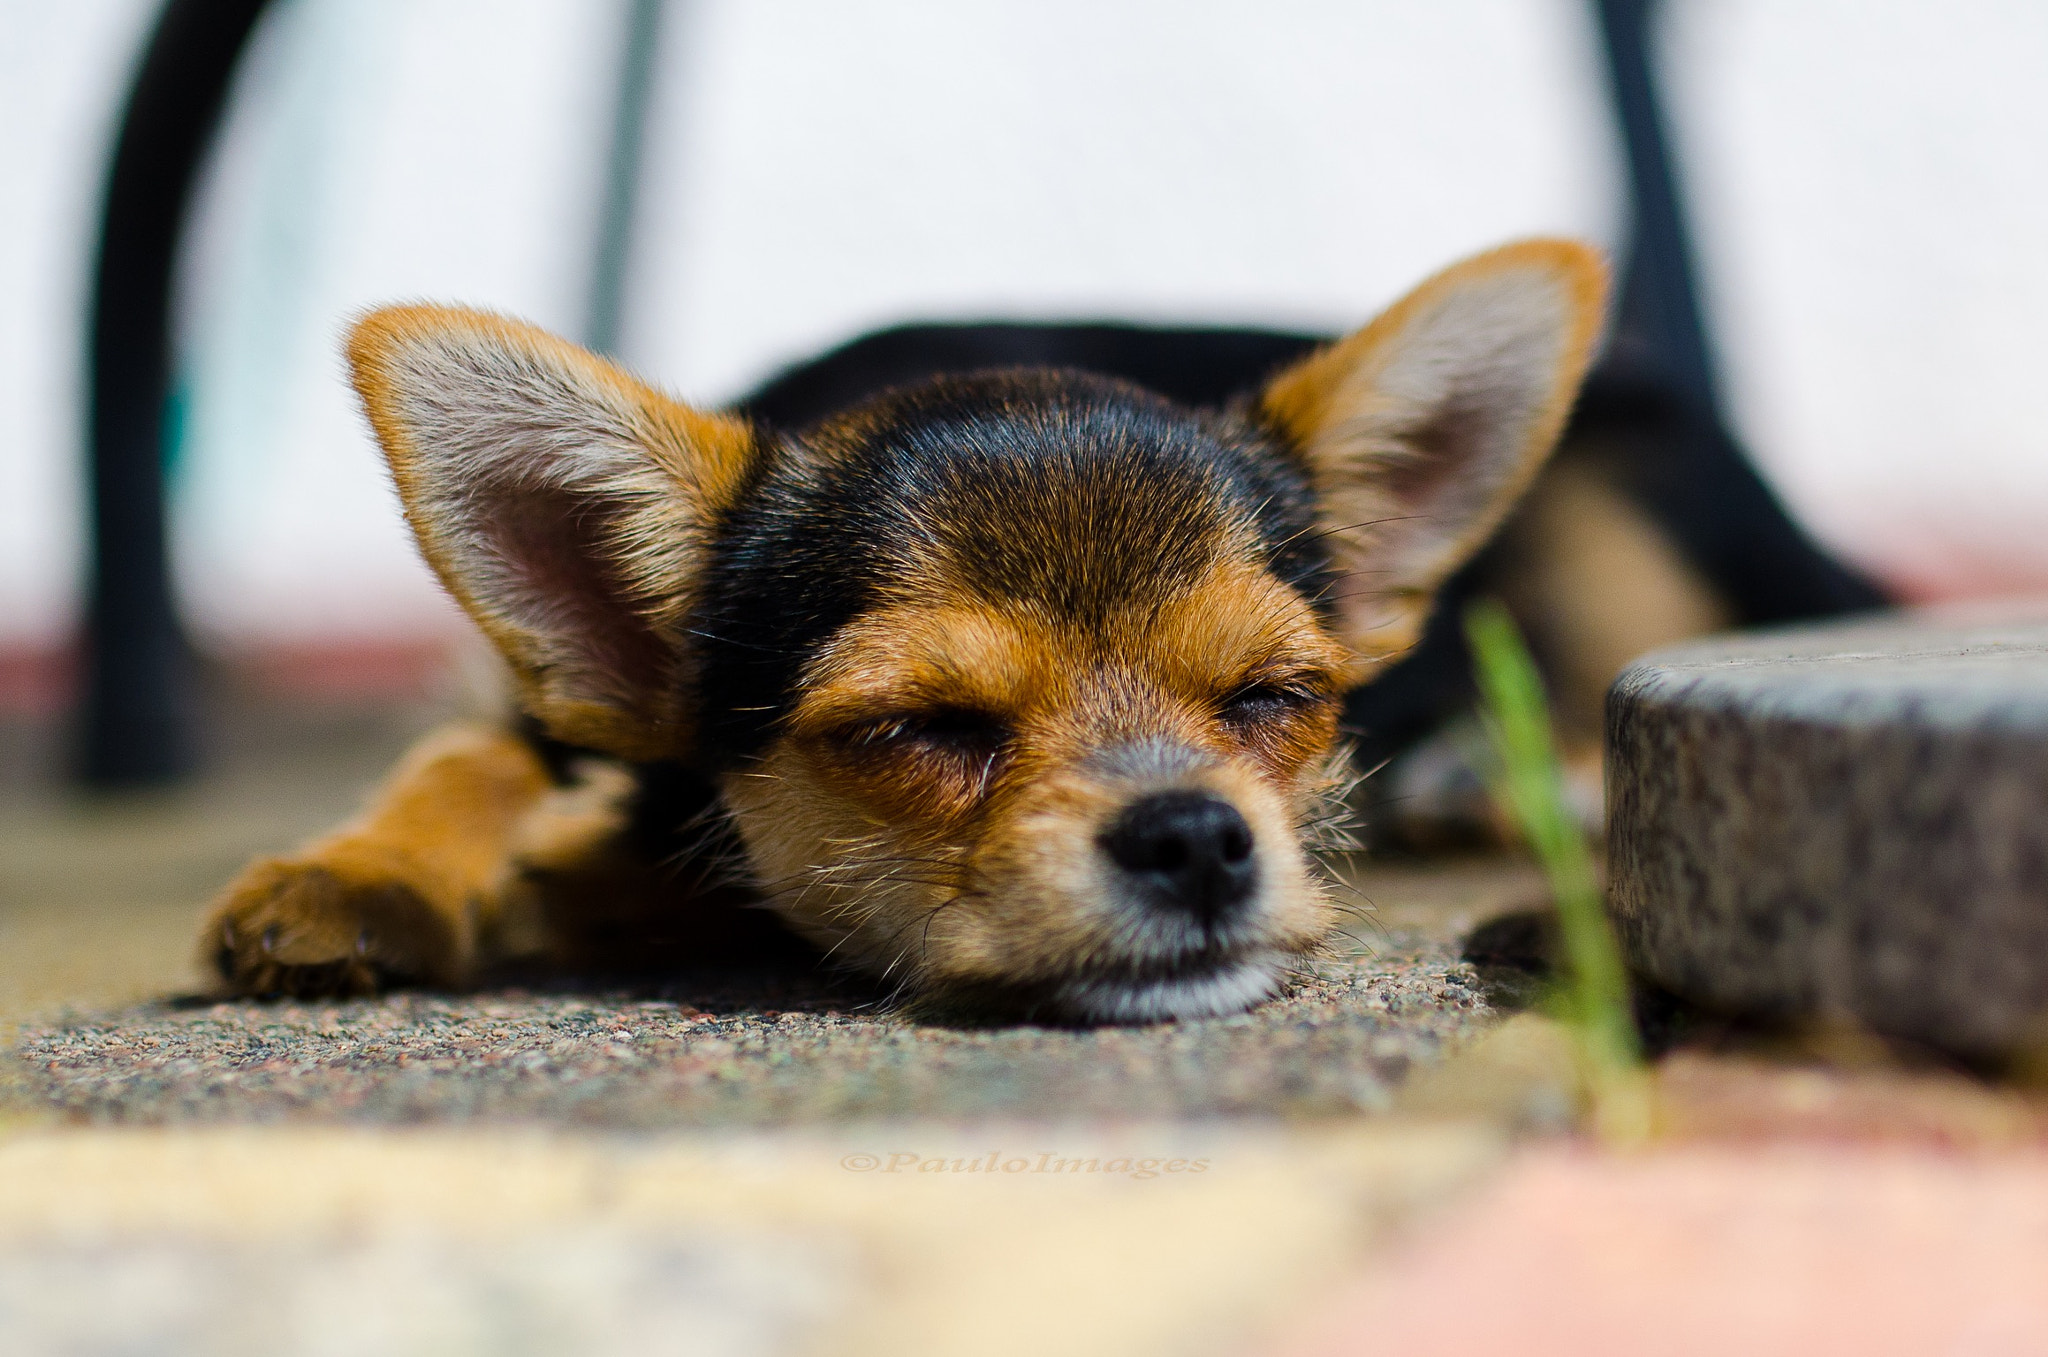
top-left (316, 240), bottom-right (1607, 1025)
top-left (830, 708), bottom-right (1012, 798)
top-left (839, 707), bottom-right (1008, 755)
top-left (831, 708), bottom-right (1012, 811)
top-left (1216, 678), bottom-right (1330, 729)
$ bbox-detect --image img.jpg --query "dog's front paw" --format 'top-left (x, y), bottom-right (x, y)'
top-left (204, 856), bottom-right (463, 998)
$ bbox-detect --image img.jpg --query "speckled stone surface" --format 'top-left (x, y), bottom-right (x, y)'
top-left (1607, 607), bottom-right (2048, 1055)
top-left (17, 930), bottom-right (1497, 1127)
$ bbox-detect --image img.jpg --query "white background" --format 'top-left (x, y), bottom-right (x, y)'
top-left (4, 0), bottom-right (2046, 655)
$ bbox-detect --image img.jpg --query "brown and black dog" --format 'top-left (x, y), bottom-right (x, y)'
top-left (203, 239), bottom-right (1606, 1021)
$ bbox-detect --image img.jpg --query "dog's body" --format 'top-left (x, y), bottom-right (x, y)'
top-left (207, 241), bottom-right (1612, 1021)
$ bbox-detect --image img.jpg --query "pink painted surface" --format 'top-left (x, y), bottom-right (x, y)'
top-left (1273, 1146), bottom-right (2048, 1357)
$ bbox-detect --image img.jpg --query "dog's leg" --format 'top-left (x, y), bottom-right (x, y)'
top-left (204, 722), bottom-right (557, 997)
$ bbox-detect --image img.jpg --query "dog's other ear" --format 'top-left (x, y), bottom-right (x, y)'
top-left (1261, 238), bottom-right (1607, 678)
top-left (348, 307), bottom-right (758, 761)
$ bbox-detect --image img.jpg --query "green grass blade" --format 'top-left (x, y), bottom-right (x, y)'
top-left (1463, 599), bottom-right (1647, 1137)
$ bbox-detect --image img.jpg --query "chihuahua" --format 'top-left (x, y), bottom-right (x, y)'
top-left (204, 239), bottom-right (1605, 1021)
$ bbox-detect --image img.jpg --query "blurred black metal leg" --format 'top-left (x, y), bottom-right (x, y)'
top-left (80, 0), bottom-right (273, 786)
top-left (584, 0), bottom-right (668, 358)
top-left (1586, 0), bottom-right (1888, 620)
top-left (1345, 2), bottom-right (1890, 775)
top-left (1591, 0), bottom-right (1720, 410)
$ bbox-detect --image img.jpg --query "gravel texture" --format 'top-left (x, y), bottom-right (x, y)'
top-left (5, 693), bottom-right (1540, 1131)
top-left (18, 929), bottom-right (1497, 1127)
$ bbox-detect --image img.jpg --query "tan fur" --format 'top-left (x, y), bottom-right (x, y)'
top-left (205, 242), bottom-right (1607, 1014)
top-left (1261, 238), bottom-right (1608, 682)
top-left (204, 723), bottom-right (556, 994)
top-left (1495, 458), bottom-right (1734, 744)
top-left (348, 306), bottom-right (757, 762)
top-left (721, 557), bottom-right (1347, 1005)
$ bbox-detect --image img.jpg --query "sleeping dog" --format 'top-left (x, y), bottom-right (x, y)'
top-left (204, 240), bottom-right (1607, 1020)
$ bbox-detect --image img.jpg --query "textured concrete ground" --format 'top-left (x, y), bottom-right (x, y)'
top-left (0, 689), bottom-right (1542, 1129)
top-left (0, 689), bottom-right (1548, 1356)
top-left (17, 940), bottom-right (1494, 1127)
top-left (10, 688), bottom-right (2048, 1355)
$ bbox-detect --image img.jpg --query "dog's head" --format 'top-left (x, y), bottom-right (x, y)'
top-left (348, 240), bottom-right (1605, 1020)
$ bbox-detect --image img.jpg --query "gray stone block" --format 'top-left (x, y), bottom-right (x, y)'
top-left (1606, 608), bottom-right (2048, 1056)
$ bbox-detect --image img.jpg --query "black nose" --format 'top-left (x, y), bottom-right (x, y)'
top-left (1099, 791), bottom-right (1259, 924)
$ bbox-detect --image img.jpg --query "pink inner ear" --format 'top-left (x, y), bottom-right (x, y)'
top-left (485, 480), bottom-right (675, 714)
top-left (1387, 392), bottom-right (1518, 524)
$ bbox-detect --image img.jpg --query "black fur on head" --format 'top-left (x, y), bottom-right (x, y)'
top-left (688, 369), bottom-right (1333, 770)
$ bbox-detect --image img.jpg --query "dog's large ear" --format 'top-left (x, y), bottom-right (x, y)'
top-left (1260, 238), bottom-right (1607, 678)
top-left (348, 307), bottom-right (757, 761)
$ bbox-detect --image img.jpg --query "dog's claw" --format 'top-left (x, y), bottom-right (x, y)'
top-left (202, 858), bottom-right (457, 1000)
